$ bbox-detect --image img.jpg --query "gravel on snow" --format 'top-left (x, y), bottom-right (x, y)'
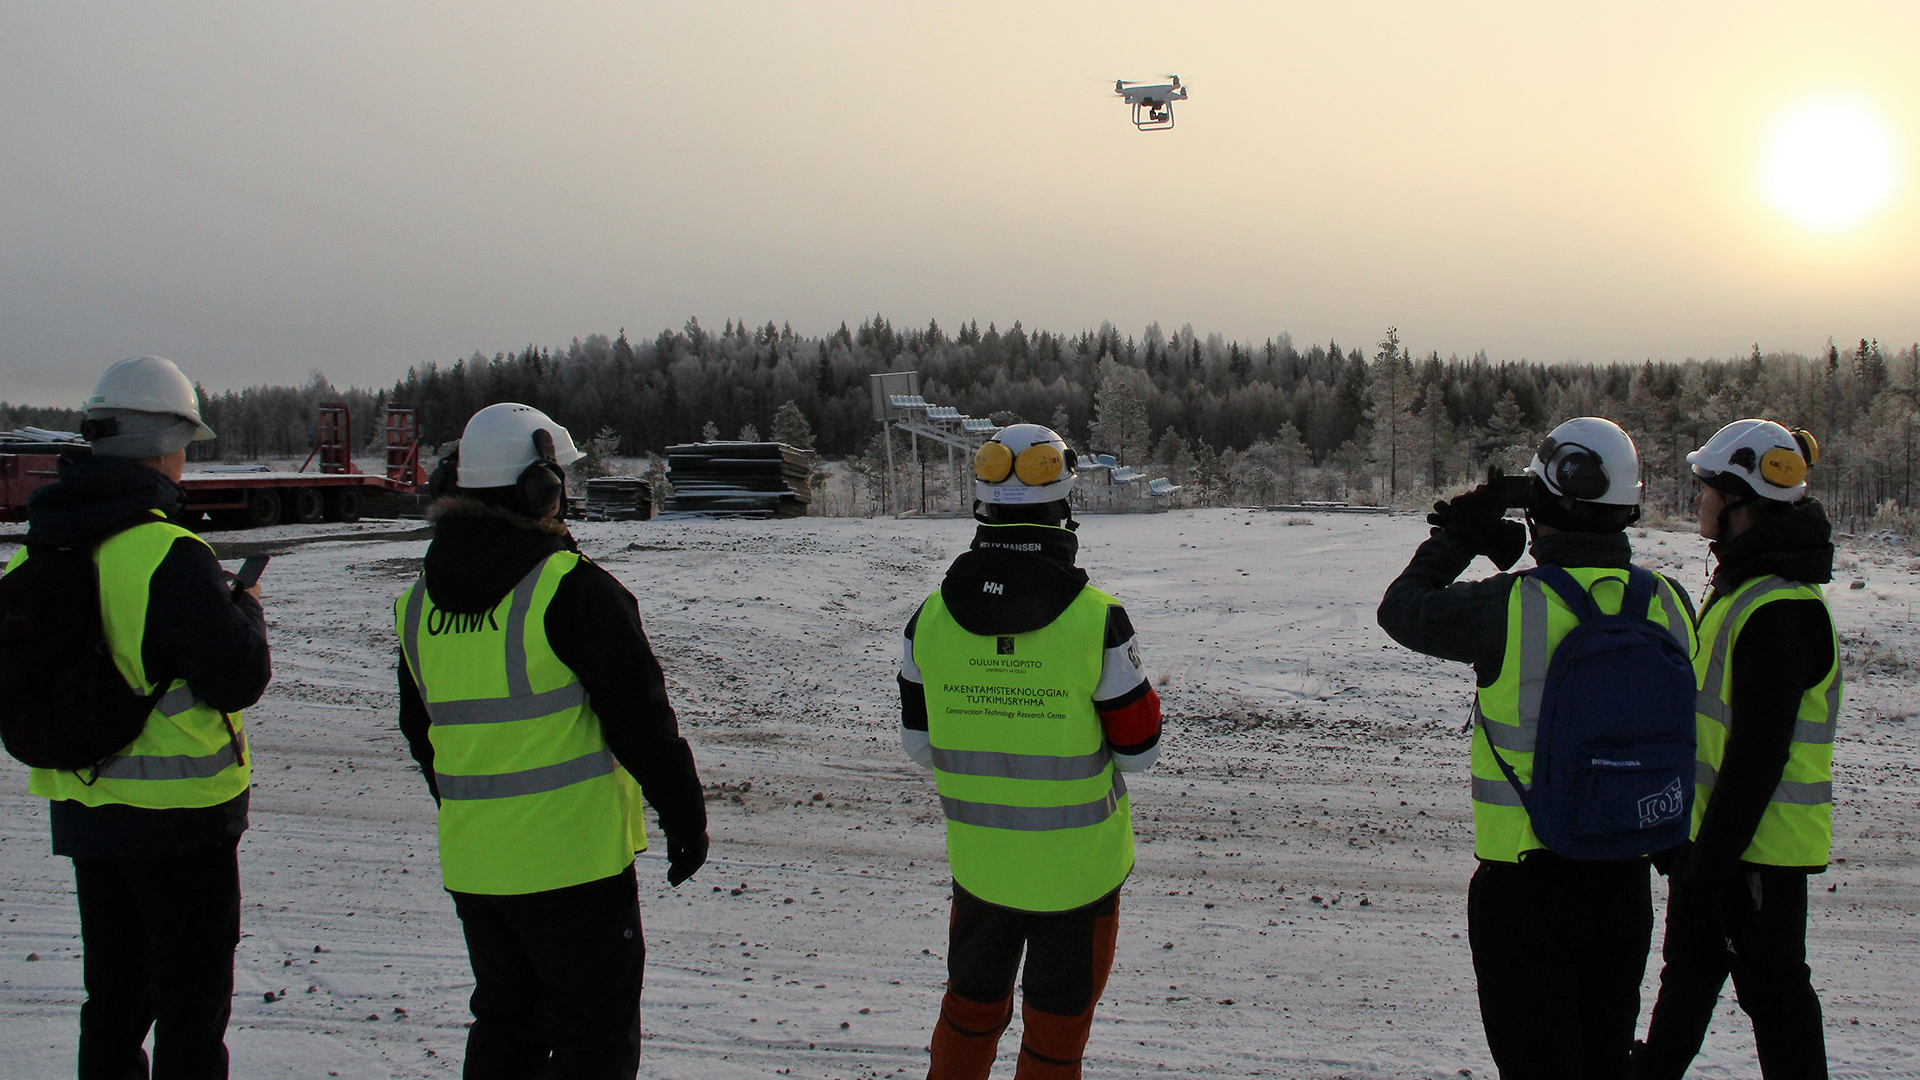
top-left (1, 509), bottom-right (1914, 1078)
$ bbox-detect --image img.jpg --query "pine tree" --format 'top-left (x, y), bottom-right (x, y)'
top-left (1366, 327), bottom-right (1416, 500)
top-left (771, 399), bottom-right (815, 449)
top-left (1087, 363), bottom-right (1152, 465)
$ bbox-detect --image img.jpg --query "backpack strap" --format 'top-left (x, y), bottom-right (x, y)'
top-left (1521, 565), bottom-right (1598, 621)
top-left (1620, 566), bottom-right (1657, 621)
top-left (1527, 564), bottom-right (1660, 622)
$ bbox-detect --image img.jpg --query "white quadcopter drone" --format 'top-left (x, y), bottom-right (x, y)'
top-left (1114, 75), bottom-right (1186, 130)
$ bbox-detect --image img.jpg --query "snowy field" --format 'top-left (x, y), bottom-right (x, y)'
top-left (1, 509), bottom-right (1915, 1079)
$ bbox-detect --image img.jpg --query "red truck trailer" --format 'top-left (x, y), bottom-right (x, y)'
top-left (1, 403), bottom-right (428, 527)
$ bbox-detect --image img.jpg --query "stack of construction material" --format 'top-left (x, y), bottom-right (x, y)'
top-left (582, 476), bottom-right (654, 521)
top-left (663, 442), bottom-right (812, 518)
top-left (0, 428), bottom-right (85, 453)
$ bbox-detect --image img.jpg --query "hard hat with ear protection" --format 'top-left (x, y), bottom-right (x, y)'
top-left (974, 423), bottom-right (1075, 505)
top-left (1526, 417), bottom-right (1643, 506)
top-left (432, 403), bottom-right (583, 515)
top-left (1686, 419), bottom-right (1817, 503)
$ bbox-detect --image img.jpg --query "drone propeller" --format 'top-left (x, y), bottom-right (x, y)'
top-left (1115, 79), bottom-right (1140, 86)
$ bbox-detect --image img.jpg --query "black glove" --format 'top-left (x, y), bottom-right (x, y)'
top-left (666, 831), bottom-right (709, 887)
top-left (1429, 467), bottom-right (1527, 572)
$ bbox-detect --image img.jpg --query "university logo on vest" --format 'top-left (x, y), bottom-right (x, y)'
top-left (997, 636), bottom-right (1015, 655)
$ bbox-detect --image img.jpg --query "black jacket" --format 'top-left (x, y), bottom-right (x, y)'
top-left (1689, 499), bottom-right (1836, 882)
top-left (1376, 528), bottom-right (1690, 686)
top-left (395, 499), bottom-right (705, 848)
top-left (24, 454), bottom-right (271, 861)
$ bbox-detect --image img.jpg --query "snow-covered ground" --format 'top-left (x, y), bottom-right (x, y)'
top-left (1, 509), bottom-right (1915, 1079)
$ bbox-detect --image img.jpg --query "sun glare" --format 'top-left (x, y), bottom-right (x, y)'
top-left (1758, 92), bottom-right (1899, 233)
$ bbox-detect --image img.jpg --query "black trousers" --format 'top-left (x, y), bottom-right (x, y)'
top-left (72, 838), bottom-right (242, 1080)
top-left (946, 882), bottom-right (1120, 1017)
top-left (1468, 855), bottom-right (1653, 1080)
top-left (1640, 869), bottom-right (1826, 1080)
top-left (449, 864), bottom-right (644, 1080)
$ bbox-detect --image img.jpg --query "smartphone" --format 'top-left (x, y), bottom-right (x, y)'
top-left (232, 554), bottom-right (270, 592)
top-left (1500, 475), bottom-right (1535, 510)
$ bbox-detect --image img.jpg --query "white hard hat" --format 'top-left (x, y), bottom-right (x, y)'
top-left (86, 356), bottom-right (216, 441)
top-left (455, 403), bottom-right (583, 488)
top-left (1686, 419), bottom-right (1816, 503)
top-left (974, 423), bottom-right (1075, 505)
top-left (1526, 417), bottom-right (1642, 506)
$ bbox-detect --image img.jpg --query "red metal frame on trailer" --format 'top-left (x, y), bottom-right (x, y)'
top-left (2, 404), bottom-right (429, 527)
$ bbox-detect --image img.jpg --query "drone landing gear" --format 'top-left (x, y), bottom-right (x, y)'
top-left (1131, 101), bottom-right (1174, 131)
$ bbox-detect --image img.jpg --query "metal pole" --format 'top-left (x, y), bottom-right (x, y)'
top-left (948, 442), bottom-right (957, 517)
top-left (912, 428), bottom-right (922, 513)
top-left (883, 420), bottom-right (897, 516)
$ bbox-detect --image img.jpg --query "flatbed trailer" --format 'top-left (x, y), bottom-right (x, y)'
top-left (1, 403), bottom-right (428, 527)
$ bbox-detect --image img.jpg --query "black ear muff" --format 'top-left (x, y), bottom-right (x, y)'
top-left (426, 444), bottom-right (461, 499)
top-left (1549, 445), bottom-right (1610, 502)
top-left (516, 464), bottom-right (564, 517)
top-left (517, 428), bottom-right (564, 517)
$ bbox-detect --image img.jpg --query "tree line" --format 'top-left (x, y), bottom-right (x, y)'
top-left (6, 318), bottom-right (1917, 524)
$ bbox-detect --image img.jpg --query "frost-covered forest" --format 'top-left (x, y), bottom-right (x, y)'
top-left (6, 318), bottom-right (1917, 524)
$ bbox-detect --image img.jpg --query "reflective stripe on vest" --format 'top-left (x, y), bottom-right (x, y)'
top-left (396, 552), bottom-right (647, 895)
top-left (1691, 575), bottom-right (1839, 866)
top-left (20, 517), bottom-right (251, 809)
top-left (1470, 567), bottom-right (1695, 862)
top-left (915, 585), bottom-right (1135, 912)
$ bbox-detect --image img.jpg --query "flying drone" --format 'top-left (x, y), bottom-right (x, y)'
top-left (1114, 75), bottom-right (1186, 130)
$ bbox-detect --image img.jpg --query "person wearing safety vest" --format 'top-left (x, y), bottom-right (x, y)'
top-left (1378, 417), bottom-right (1697, 1079)
top-left (898, 424), bottom-right (1163, 1080)
top-left (2, 357), bottom-right (271, 1078)
top-left (1636, 421), bottom-right (1838, 1079)
top-left (393, 403), bottom-right (708, 1078)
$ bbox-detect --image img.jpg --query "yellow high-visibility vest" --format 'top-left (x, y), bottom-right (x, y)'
top-left (396, 551), bottom-right (647, 895)
top-left (1692, 575), bottom-right (1838, 867)
top-left (9, 517), bottom-right (251, 809)
top-left (914, 585), bottom-right (1132, 911)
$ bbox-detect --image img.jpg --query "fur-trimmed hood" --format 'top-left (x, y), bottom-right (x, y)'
top-left (421, 496), bottom-right (575, 613)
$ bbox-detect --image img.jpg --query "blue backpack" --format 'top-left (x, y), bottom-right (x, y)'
top-left (1487, 565), bottom-right (1696, 861)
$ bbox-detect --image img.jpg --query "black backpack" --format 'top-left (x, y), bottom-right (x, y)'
top-left (0, 543), bottom-right (162, 770)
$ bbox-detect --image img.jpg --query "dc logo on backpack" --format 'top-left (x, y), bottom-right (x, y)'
top-left (1486, 565), bottom-right (1696, 861)
top-left (1637, 777), bottom-right (1686, 830)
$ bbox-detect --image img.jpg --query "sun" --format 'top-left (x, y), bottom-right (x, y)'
top-left (1757, 91), bottom-right (1899, 233)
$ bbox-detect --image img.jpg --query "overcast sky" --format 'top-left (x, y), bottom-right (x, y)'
top-left (5, 1), bottom-right (1918, 405)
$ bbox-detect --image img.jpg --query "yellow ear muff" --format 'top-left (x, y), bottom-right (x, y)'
top-left (1790, 428), bottom-right (1820, 465)
top-left (1013, 443), bottom-right (1065, 486)
top-left (1758, 446), bottom-right (1807, 488)
top-left (975, 441), bottom-right (1014, 483)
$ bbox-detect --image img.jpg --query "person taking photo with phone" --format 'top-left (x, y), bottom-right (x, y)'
top-left (0, 356), bottom-right (271, 1078)
top-left (1377, 417), bottom-right (1698, 1079)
